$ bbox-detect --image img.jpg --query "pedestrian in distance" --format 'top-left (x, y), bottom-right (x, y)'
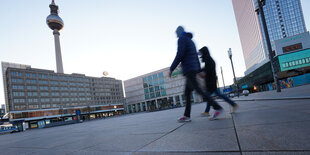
top-left (169, 26), bottom-right (223, 122)
top-left (198, 46), bottom-right (238, 119)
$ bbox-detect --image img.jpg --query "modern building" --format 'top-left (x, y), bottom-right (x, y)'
top-left (2, 62), bottom-right (124, 129)
top-left (232, 0), bottom-right (267, 73)
top-left (124, 67), bottom-right (202, 113)
top-left (232, 0), bottom-right (308, 75)
top-left (232, 0), bottom-right (310, 92)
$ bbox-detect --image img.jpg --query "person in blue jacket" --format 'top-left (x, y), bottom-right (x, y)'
top-left (169, 26), bottom-right (223, 122)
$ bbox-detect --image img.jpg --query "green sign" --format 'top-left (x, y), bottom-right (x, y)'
top-left (278, 49), bottom-right (310, 71)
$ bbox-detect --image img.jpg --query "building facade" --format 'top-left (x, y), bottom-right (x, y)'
top-left (2, 62), bottom-right (124, 129)
top-left (232, 0), bottom-right (267, 72)
top-left (232, 0), bottom-right (307, 75)
top-left (124, 67), bottom-right (202, 113)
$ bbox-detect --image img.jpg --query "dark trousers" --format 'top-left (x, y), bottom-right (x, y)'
top-left (184, 72), bottom-right (222, 117)
top-left (204, 89), bottom-right (236, 113)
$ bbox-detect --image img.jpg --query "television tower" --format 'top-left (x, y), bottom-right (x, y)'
top-left (46, 0), bottom-right (64, 73)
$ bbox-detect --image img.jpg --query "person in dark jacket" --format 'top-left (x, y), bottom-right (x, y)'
top-left (198, 46), bottom-right (238, 118)
top-left (169, 26), bottom-right (223, 122)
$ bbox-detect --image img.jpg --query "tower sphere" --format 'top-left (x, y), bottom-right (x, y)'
top-left (46, 0), bottom-right (64, 31)
top-left (46, 14), bottom-right (64, 31)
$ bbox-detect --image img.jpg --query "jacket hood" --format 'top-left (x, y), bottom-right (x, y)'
top-left (185, 32), bottom-right (193, 39)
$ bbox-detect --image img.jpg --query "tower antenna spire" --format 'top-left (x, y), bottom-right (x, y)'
top-left (46, 0), bottom-right (64, 73)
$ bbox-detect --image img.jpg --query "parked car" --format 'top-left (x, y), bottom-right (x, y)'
top-left (229, 93), bottom-right (235, 98)
top-left (242, 90), bottom-right (249, 96)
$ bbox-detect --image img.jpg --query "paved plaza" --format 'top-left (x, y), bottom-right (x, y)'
top-left (1, 85), bottom-right (310, 155)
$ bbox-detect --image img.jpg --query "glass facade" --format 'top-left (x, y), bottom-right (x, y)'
top-left (143, 72), bottom-right (166, 100)
top-left (262, 0), bottom-right (306, 42)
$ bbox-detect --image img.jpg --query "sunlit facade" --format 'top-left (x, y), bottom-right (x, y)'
top-left (2, 62), bottom-right (124, 128)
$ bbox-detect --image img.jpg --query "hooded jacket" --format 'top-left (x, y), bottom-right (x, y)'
top-left (170, 32), bottom-right (201, 75)
top-left (200, 47), bottom-right (217, 92)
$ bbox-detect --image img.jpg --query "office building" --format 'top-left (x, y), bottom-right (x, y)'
top-left (232, 0), bottom-right (307, 75)
top-left (2, 62), bottom-right (124, 129)
top-left (124, 67), bottom-right (202, 113)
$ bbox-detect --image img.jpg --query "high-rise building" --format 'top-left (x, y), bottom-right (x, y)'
top-left (2, 62), bottom-right (124, 129)
top-left (232, 0), bottom-right (307, 75)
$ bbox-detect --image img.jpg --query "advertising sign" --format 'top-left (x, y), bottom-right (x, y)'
top-left (278, 49), bottom-right (310, 71)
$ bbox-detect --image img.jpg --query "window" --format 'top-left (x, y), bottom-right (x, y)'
top-left (156, 91), bottom-right (161, 97)
top-left (143, 77), bottom-right (147, 82)
top-left (12, 85), bottom-right (24, 90)
top-left (147, 75), bottom-right (152, 81)
top-left (145, 94), bottom-right (150, 100)
top-left (150, 93), bottom-right (155, 98)
top-left (13, 92), bottom-right (24, 97)
top-left (51, 81), bottom-right (59, 85)
top-left (40, 86), bottom-right (48, 90)
top-left (11, 72), bottom-right (17, 76)
top-left (39, 80), bottom-right (48, 85)
top-left (143, 83), bottom-right (148, 88)
top-left (161, 90), bottom-right (167, 96)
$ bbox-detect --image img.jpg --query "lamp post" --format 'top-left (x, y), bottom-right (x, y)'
top-left (228, 48), bottom-right (239, 97)
top-left (256, 0), bottom-right (281, 92)
top-left (220, 66), bottom-right (226, 92)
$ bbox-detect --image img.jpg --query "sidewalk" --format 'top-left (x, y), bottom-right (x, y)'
top-left (0, 85), bottom-right (309, 154)
top-left (230, 84), bottom-right (310, 101)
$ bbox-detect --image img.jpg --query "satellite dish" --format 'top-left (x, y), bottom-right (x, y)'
top-left (103, 71), bottom-right (109, 76)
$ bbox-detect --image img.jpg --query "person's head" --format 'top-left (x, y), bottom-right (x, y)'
top-left (175, 26), bottom-right (185, 38)
top-left (199, 46), bottom-right (211, 61)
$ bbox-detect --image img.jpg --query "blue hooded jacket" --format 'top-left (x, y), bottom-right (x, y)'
top-left (170, 32), bottom-right (201, 75)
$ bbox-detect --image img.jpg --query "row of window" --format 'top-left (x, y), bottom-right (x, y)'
top-left (145, 90), bottom-right (167, 100)
top-left (144, 85), bottom-right (165, 94)
top-left (13, 85), bottom-right (92, 92)
top-left (13, 97), bottom-right (92, 103)
top-left (282, 57), bottom-right (310, 68)
top-left (142, 72), bottom-right (164, 83)
top-left (11, 72), bottom-right (90, 82)
top-left (12, 91), bottom-right (92, 97)
top-left (13, 79), bottom-right (92, 87)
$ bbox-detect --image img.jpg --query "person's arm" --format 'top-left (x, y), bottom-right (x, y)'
top-left (170, 37), bottom-right (186, 74)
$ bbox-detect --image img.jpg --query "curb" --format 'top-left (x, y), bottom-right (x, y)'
top-left (228, 96), bottom-right (310, 101)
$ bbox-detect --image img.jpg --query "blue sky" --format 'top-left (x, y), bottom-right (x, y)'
top-left (1, 0), bottom-right (310, 106)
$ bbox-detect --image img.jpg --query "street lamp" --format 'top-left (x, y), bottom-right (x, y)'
top-left (220, 66), bottom-right (226, 91)
top-left (228, 48), bottom-right (239, 97)
top-left (255, 0), bottom-right (281, 92)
